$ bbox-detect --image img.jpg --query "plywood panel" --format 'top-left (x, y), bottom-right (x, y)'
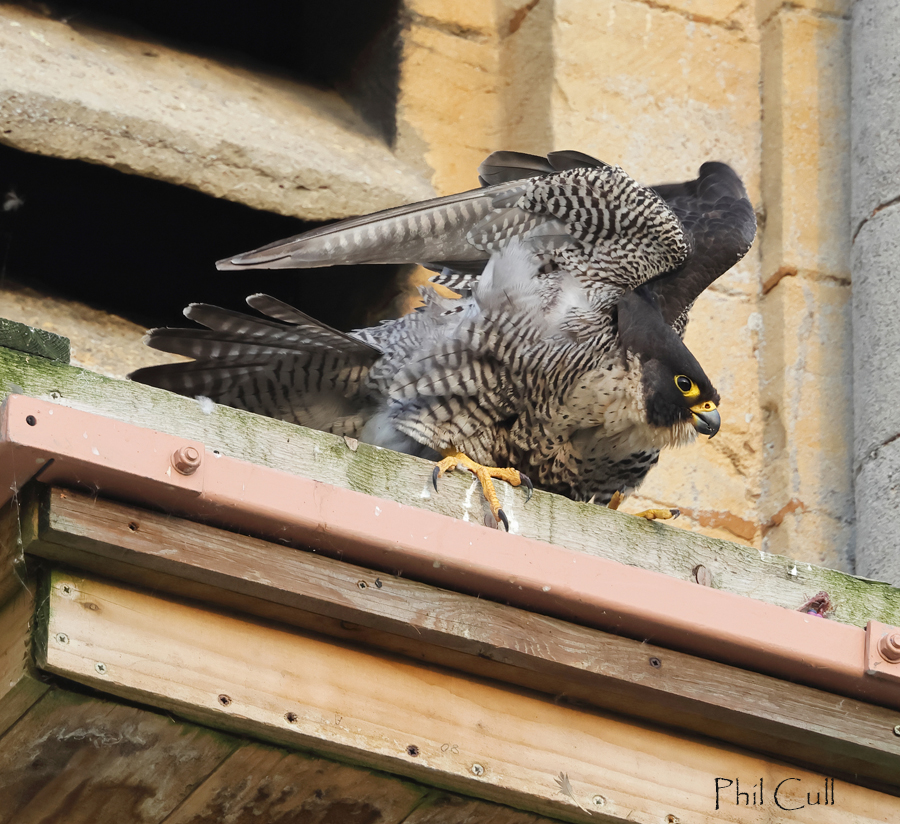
top-left (25, 486), bottom-right (900, 791)
top-left (0, 689), bottom-right (236, 824)
top-left (40, 571), bottom-right (900, 824)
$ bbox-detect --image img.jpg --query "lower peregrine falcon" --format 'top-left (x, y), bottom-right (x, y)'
top-left (131, 153), bottom-right (754, 527)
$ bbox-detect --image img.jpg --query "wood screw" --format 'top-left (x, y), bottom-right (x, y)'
top-left (893, 725), bottom-right (900, 737)
top-left (172, 445), bottom-right (201, 475)
top-left (471, 763), bottom-right (485, 776)
top-left (55, 633), bottom-right (69, 645)
top-left (592, 795), bottom-right (606, 806)
top-left (284, 712), bottom-right (298, 723)
top-left (94, 662), bottom-right (107, 675)
top-left (649, 657), bottom-right (662, 669)
top-left (218, 694), bottom-right (232, 707)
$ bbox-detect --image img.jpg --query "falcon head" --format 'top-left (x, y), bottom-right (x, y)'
top-left (618, 288), bottom-right (720, 439)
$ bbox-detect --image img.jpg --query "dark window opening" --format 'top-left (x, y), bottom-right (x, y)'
top-left (0, 143), bottom-right (411, 332)
top-left (15, 0), bottom-right (401, 144)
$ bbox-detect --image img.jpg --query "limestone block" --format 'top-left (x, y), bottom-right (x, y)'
top-left (396, 20), bottom-right (503, 194)
top-left (0, 6), bottom-right (433, 221)
top-left (759, 7), bottom-right (850, 283)
top-left (757, 0), bottom-right (852, 26)
top-left (852, 204), bottom-right (900, 467)
top-left (855, 438), bottom-right (900, 585)
top-left (551, 0), bottom-right (761, 191)
top-left (850, 0), bottom-right (900, 232)
top-left (757, 273), bottom-right (854, 568)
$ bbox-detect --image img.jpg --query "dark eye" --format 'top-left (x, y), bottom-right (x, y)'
top-left (675, 375), bottom-right (693, 393)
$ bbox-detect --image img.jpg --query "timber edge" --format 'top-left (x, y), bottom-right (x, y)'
top-left (0, 340), bottom-right (897, 628)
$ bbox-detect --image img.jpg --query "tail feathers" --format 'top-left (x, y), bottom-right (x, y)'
top-left (130, 295), bottom-right (382, 429)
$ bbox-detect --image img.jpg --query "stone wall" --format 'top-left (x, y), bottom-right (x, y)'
top-left (0, 0), bottom-right (858, 570)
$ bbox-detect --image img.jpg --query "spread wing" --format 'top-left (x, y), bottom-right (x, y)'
top-left (216, 153), bottom-right (691, 301)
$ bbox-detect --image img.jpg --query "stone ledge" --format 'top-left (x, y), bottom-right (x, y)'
top-left (0, 5), bottom-right (434, 220)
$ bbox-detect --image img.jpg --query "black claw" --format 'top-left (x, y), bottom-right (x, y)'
top-left (432, 466), bottom-right (441, 492)
top-left (519, 472), bottom-right (534, 503)
top-left (498, 509), bottom-right (509, 531)
top-left (670, 509), bottom-right (681, 520)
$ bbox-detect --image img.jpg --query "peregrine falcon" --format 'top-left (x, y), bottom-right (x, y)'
top-left (131, 151), bottom-right (755, 527)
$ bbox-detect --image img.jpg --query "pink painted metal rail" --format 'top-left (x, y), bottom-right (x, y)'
top-left (2, 393), bottom-right (900, 708)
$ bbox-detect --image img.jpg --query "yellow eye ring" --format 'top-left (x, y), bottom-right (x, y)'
top-left (675, 375), bottom-right (700, 398)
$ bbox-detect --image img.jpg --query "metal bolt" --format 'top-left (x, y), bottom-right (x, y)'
top-left (172, 445), bottom-right (201, 475)
top-left (55, 633), bottom-right (69, 645)
top-left (878, 633), bottom-right (900, 664)
top-left (94, 662), bottom-right (107, 675)
top-left (592, 795), bottom-right (606, 807)
top-left (471, 763), bottom-right (485, 776)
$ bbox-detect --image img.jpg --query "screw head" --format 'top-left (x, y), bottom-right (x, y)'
top-left (172, 445), bottom-right (201, 475)
top-left (649, 656), bottom-right (662, 669)
top-left (94, 662), bottom-right (107, 675)
top-left (284, 711), bottom-right (298, 724)
top-left (471, 763), bottom-right (485, 776)
top-left (893, 725), bottom-right (900, 737)
top-left (878, 633), bottom-right (900, 663)
top-left (55, 633), bottom-right (69, 645)
top-left (592, 795), bottom-right (606, 807)
top-left (218, 694), bottom-right (232, 707)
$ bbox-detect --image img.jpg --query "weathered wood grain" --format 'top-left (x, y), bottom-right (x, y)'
top-left (160, 746), bottom-right (428, 824)
top-left (22, 486), bottom-right (900, 794)
top-left (39, 570), bottom-right (900, 824)
top-left (0, 688), bottom-right (237, 824)
top-left (0, 585), bottom-right (47, 738)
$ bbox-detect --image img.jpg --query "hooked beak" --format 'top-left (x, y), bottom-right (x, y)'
top-left (690, 401), bottom-right (720, 438)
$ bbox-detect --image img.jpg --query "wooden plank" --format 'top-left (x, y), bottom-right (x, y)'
top-left (2, 344), bottom-right (898, 628)
top-left (0, 317), bottom-right (70, 364)
top-left (0, 586), bottom-right (47, 737)
top-left (0, 489), bottom-right (33, 609)
top-left (23, 485), bottom-right (900, 794)
top-left (0, 688), bottom-right (237, 824)
top-left (38, 570), bottom-right (900, 824)
top-left (160, 746), bottom-right (429, 824)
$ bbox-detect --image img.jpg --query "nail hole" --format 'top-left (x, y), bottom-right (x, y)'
top-left (406, 745), bottom-right (419, 757)
top-left (26, 415), bottom-right (36, 426)
top-left (128, 522), bottom-right (139, 532)
top-left (285, 712), bottom-right (298, 724)
top-left (218, 694), bottom-right (232, 707)
top-left (649, 657), bottom-right (662, 669)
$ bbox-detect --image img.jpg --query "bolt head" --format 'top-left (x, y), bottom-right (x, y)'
top-left (878, 633), bottom-right (900, 664)
top-left (172, 445), bottom-right (201, 475)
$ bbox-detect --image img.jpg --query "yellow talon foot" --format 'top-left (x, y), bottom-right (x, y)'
top-left (606, 491), bottom-right (678, 521)
top-left (432, 449), bottom-right (533, 530)
top-left (633, 507), bottom-right (680, 521)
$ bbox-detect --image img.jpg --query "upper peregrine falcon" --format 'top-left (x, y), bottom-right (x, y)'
top-left (131, 151), bottom-right (755, 526)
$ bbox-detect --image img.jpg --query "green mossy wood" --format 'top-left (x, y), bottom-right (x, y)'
top-left (1, 341), bottom-right (898, 628)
